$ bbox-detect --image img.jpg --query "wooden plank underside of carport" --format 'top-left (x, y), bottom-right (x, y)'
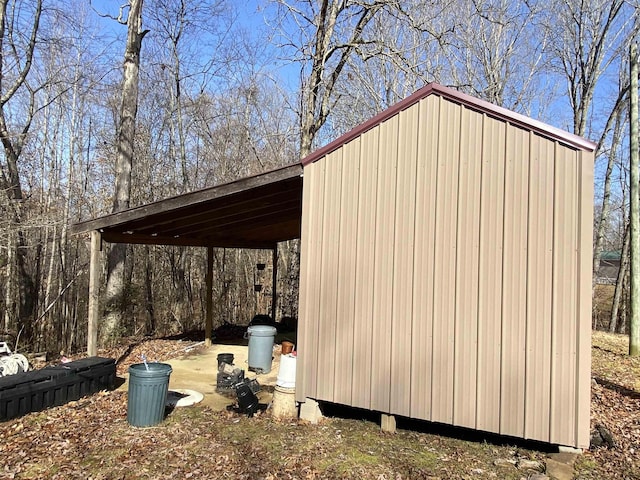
top-left (70, 164), bottom-right (304, 355)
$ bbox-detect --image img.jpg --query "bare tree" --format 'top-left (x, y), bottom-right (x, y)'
top-left (593, 76), bottom-right (629, 286)
top-left (328, 6), bottom-right (443, 133)
top-left (442, 0), bottom-right (549, 111)
top-left (273, 0), bottom-right (398, 156)
top-left (630, 41), bottom-right (639, 355)
top-left (271, 1), bottom-right (400, 318)
top-left (611, 224), bottom-right (630, 333)
top-left (0, 0), bottom-right (43, 343)
top-left (546, 0), bottom-right (638, 137)
top-left (102, 0), bottom-right (148, 344)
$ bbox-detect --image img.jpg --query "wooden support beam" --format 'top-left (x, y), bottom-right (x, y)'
top-left (100, 231), bottom-right (278, 249)
top-left (205, 246), bottom-right (214, 347)
top-left (272, 246), bottom-right (278, 321)
top-left (87, 231), bottom-right (101, 356)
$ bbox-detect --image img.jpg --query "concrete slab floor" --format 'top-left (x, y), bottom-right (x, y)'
top-left (116, 343), bottom-right (282, 411)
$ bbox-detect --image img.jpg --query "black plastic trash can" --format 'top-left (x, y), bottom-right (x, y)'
top-left (127, 363), bottom-right (172, 427)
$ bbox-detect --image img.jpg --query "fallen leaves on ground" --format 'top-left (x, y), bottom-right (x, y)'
top-left (29, 336), bottom-right (206, 377)
top-left (0, 389), bottom-right (547, 480)
top-left (577, 332), bottom-right (640, 479)
top-left (2, 331), bottom-right (639, 479)
top-left (99, 337), bottom-right (206, 376)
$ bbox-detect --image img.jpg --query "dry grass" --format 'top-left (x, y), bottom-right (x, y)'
top-left (593, 284), bottom-right (616, 331)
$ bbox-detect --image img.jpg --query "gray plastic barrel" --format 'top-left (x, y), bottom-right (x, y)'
top-left (127, 362), bottom-right (172, 427)
top-left (246, 325), bottom-right (277, 373)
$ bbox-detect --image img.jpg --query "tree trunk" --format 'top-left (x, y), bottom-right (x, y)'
top-left (102, 0), bottom-right (148, 345)
top-left (629, 41), bottom-right (639, 355)
top-left (3, 234), bottom-right (15, 333)
top-left (169, 247), bottom-right (191, 331)
top-left (0, 0), bottom-right (42, 345)
top-left (284, 1), bottom-right (388, 323)
top-left (280, 240), bottom-right (300, 319)
top-left (611, 224), bottom-right (630, 333)
top-left (593, 104), bottom-right (626, 287)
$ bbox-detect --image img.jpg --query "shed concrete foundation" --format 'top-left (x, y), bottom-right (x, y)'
top-left (299, 397), bottom-right (323, 424)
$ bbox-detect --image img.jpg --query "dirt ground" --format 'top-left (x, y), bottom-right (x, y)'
top-left (0, 331), bottom-right (638, 479)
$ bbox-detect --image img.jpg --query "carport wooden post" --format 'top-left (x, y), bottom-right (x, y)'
top-left (272, 247), bottom-right (278, 321)
top-left (205, 246), bottom-right (214, 347)
top-left (87, 230), bottom-right (101, 356)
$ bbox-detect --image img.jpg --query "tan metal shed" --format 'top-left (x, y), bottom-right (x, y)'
top-left (296, 83), bottom-right (595, 449)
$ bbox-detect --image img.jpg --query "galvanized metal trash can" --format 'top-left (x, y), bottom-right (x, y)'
top-left (246, 325), bottom-right (277, 373)
top-left (127, 363), bottom-right (172, 427)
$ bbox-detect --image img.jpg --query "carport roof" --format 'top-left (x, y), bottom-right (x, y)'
top-left (70, 163), bottom-right (303, 249)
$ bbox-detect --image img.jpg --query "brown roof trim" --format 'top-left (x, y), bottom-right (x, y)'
top-left (301, 83), bottom-right (597, 167)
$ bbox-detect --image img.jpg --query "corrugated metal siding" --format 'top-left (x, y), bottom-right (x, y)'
top-left (316, 148), bottom-right (342, 402)
top-left (297, 94), bottom-right (592, 448)
top-left (334, 139), bottom-right (359, 407)
top-left (476, 115), bottom-right (506, 434)
top-left (453, 107), bottom-right (482, 429)
top-left (524, 134), bottom-right (554, 442)
top-left (297, 158), bottom-right (325, 401)
top-left (431, 98), bottom-right (460, 425)
top-left (410, 97), bottom-right (439, 420)
top-left (577, 150), bottom-right (594, 447)
top-left (390, 106), bottom-right (419, 416)
top-left (370, 115), bottom-right (398, 413)
top-left (550, 145), bottom-right (579, 446)
top-left (500, 125), bottom-right (529, 437)
top-left (351, 128), bottom-right (379, 410)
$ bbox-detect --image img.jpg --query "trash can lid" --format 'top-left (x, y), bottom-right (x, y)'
top-left (128, 362), bottom-right (172, 377)
top-left (247, 325), bottom-right (277, 336)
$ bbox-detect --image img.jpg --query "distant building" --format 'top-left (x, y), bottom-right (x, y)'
top-left (596, 251), bottom-right (621, 285)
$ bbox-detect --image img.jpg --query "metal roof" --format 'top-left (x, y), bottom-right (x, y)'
top-left (301, 83), bottom-right (597, 167)
top-left (70, 163), bottom-right (303, 249)
top-left (599, 250), bottom-right (621, 261)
